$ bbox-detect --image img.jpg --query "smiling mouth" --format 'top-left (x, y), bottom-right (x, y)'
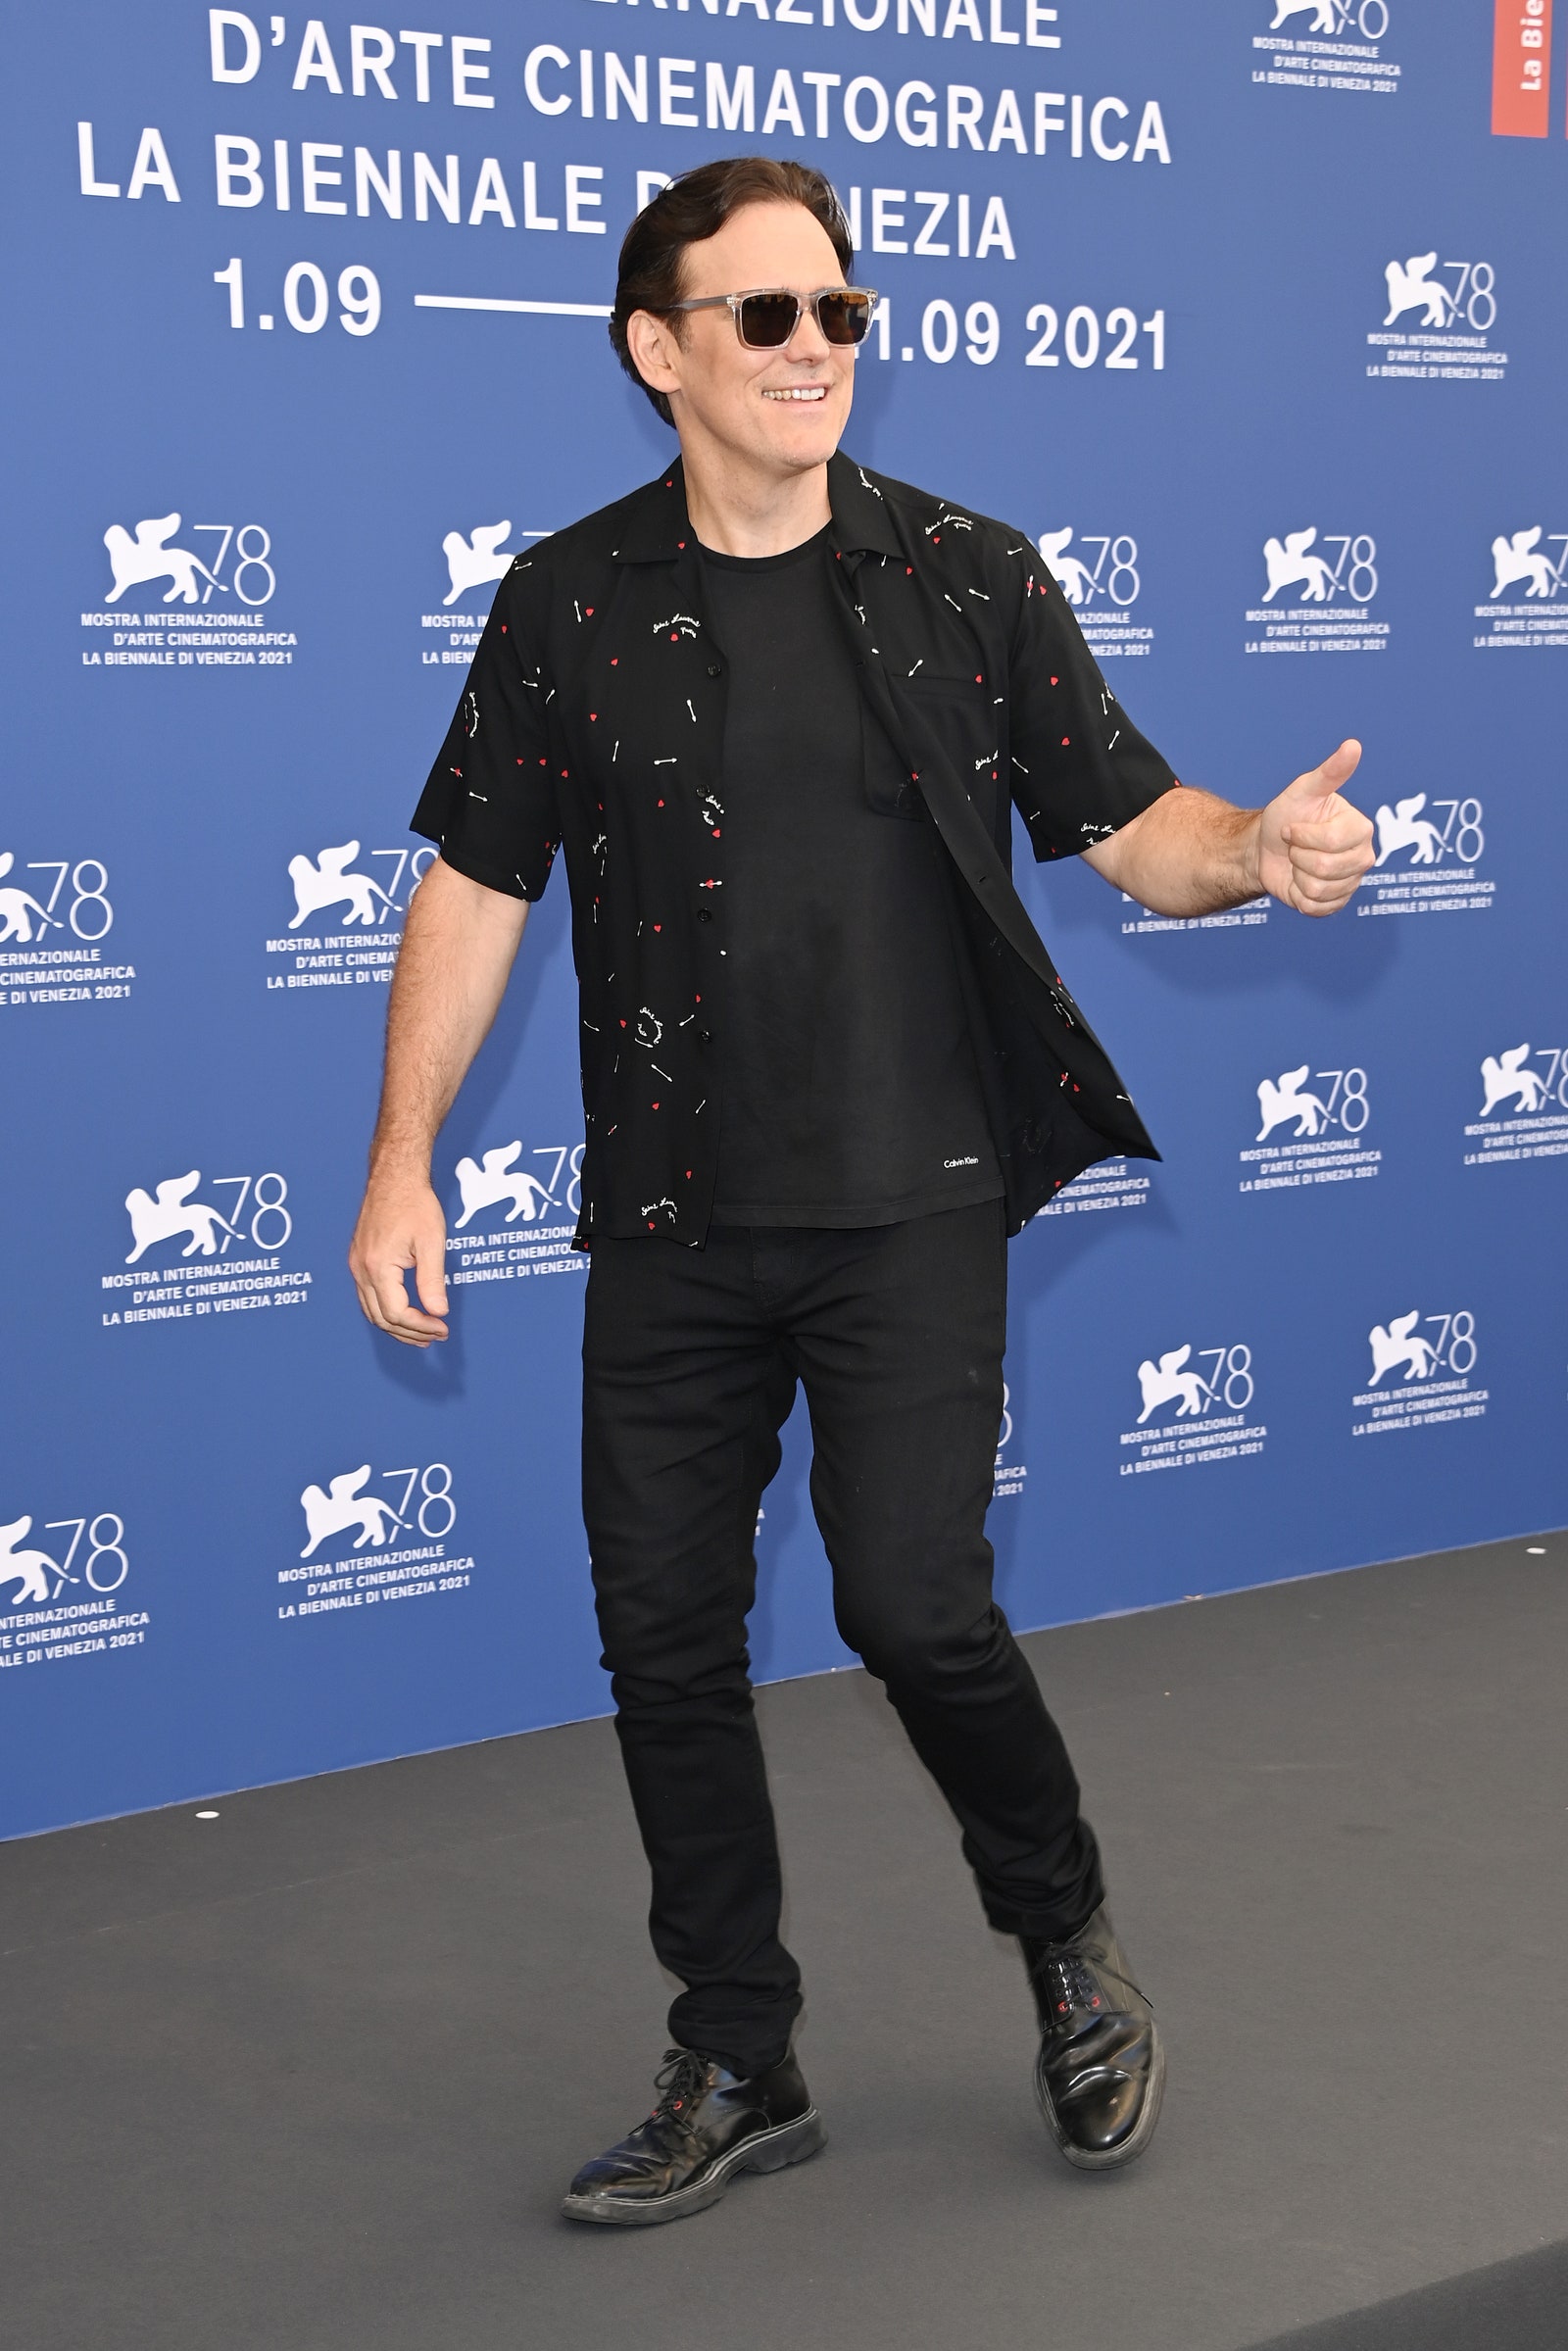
top-left (761, 385), bottom-right (829, 402)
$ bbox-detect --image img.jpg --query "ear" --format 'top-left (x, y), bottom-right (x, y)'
top-left (624, 309), bottom-right (684, 406)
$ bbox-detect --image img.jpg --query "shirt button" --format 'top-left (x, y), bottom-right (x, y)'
top-left (707, 662), bottom-right (722, 677)
top-left (699, 1028), bottom-right (713, 1045)
top-left (697, 908), bottom-right (712, 923)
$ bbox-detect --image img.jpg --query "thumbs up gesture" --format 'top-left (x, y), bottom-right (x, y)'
top-left (1257, 739), bottom-right (1374, 916)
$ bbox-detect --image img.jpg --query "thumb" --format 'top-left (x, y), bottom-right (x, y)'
top-left (1304, 737), bottom-right (1361, 798)
top-left (1280, 738), bottom-right (1361, 837)
top-left (414, 1229), bottom-right (449, 1317)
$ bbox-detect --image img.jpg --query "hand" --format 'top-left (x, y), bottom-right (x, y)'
top-left (1256, 739), bottom-right (1374, 916)
top-left (348, 1168), bottom-right (449, 1347)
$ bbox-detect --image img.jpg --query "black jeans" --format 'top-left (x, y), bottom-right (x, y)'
top-left (581, 1201), bottom-right (1102, 2078)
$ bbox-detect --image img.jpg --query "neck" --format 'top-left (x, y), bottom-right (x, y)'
top-left (677, 434), bottom-right (833, 559)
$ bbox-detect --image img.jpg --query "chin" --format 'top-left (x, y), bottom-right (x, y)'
top-left (775, 430), bottom-right (843, 470)
top-left (758, 404), bottom-right (849, 465)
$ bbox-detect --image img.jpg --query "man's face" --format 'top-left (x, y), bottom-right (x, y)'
top-left (642, 202), bottom-right (858, 475)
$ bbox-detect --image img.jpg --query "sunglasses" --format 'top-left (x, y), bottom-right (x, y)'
top-left (664, 285), bottom-right (879, 350)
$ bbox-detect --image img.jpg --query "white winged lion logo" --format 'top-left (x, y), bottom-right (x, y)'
top-left (123, 1173), bottom-right (238, 1263)
top-left (1256, 1066), bottom-right (1332, 1141)
top-left (287, 843), bottom-right (398, 929)
top-left (1490, 529), bottom-right (1556, 601)
top-left (1367, 1312), bottom-right (1437, 1385)
top-left (1136, 1346), bottom-right (1208, 1423)
top-left (0, 1517), bottom-right (60, 1606)
top-left (298, 1468), bottom-right (405, 1557)
top-left (1478, 1046), bottom-right (1545, 1118)
top-left (454, 1143), bottom-right (555, 1228)
top-left (1383, 255), bottom-right (1451, 329)
top-left (1262, 529), bottom-right (1335, 605)
top-left (1038, 528), bottom-right (1097, 605)
top-left (103, 514), bottom-right (221, 606)
top-left (442, 522), bottom-right (515, 606)
top-left (1373, 794), bottom-right (1444, 867)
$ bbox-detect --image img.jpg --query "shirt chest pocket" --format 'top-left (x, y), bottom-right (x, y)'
top-left (866, 674), bottom-right (1003, 830)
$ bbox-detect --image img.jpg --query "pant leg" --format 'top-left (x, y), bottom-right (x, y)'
top-left (581, 1230), bottom-right (802, 2076)
top-left (788, 1202), bottom-right (1103, 1941)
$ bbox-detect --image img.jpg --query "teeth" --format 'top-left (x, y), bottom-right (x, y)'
top-left (763, 386), bottom-right (828, 401)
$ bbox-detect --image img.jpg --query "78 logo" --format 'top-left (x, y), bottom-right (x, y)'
top-left (184, 523), bottom-right (276, 608)
top-left (1135, 1342), bottom-right (1255, 1425)
top-left (1038, 529), bottom-right (1141, 609)
top-left (0, 1512), bottom-right (128, 1605)
top-left (1255, 1065), bottom-right (1369, 1143)
top-left (1372, 794), bottom-right (1485, 869)
top-left (0, 855), bottom-right (113, 943)
top-left (1328, 1), bottom-right (1389, 34)
top-left (1273, 2), bottom-right (1390, 32)
top-left (451, 1140), bottom-right (584, 1232)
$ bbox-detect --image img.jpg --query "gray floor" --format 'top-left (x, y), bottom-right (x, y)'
top-left (1249, 2240), bottom-right (1568, 2351)
top-left (3, 1534), bottom-right (1566, 2351)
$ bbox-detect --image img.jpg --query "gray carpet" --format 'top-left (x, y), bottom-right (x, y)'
top-left (1246, 2239), bottom-right (1568, 2351)
top-left (3, 1533), bottom-right (1565, 2351)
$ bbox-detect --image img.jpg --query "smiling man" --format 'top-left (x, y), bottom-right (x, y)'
top-left (350, 157), bottom-right (1373, 2227)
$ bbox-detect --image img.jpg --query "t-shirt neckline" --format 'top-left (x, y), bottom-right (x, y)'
top-left (696, 521), bottom-right (834, 575)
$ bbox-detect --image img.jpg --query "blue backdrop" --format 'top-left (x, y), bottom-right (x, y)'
top-left (4, 0), bottom-right (1565, 1839)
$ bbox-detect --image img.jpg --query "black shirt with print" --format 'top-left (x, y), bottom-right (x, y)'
top-left (412, 452), bottom-right (1180, 1248)
top-left (698, 521), bottom-right (1002, 1227)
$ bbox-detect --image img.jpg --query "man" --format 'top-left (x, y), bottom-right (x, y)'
top-left (350, 157), bottom-right (1373, 2227)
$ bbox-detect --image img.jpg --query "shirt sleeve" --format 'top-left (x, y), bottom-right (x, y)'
top-left (409, 568), bottom-right (562, 902)
top-left (1003, 542), bottom-right (1178, 863)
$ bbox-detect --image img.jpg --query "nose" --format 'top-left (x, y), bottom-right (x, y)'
top-left (785, 300), bottom-right (833, 361)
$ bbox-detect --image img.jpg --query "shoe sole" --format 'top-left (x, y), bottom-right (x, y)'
top-left (1034, 2035), bottom-right (1166, 2174)
top-left (559, 2107), bottom-right (827, 2228)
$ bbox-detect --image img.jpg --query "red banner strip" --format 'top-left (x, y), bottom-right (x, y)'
top-left (1492, 0), bottom-right (1552, 135)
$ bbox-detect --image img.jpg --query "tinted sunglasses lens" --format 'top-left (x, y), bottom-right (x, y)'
top-left (816, 292), bottom-right (872, 344)
top-left (738, 293), bottom-right (801, 347)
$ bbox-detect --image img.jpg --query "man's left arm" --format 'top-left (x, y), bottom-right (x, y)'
top-left (998, 540), bottom-right (1374, 918)
top-left (1081, 740), bottom-right (1374, 919)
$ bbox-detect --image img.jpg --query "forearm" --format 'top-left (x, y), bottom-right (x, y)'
top-left (1084, 786), bottom-right (1261, 917)
top-left (369, 855), bottom-right (527, 1176)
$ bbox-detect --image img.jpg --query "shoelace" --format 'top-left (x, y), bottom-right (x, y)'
top-left (649, 2047), bottom-right (711, 2133)
top-left (1039, 1951), bottom-right (1105, 2030)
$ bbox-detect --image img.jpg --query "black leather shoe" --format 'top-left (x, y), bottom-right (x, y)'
top-left (1021, 1904), bottom-right (1164, 2172)
top-left (561, 2047), bottom-right (826, 2227)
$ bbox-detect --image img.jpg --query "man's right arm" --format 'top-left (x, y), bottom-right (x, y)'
top-left (349, 855), bottom-right (528, 1347)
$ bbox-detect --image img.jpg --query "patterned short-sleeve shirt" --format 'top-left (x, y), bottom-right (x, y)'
top-left (413, 450), bottom-right (1179, 1245)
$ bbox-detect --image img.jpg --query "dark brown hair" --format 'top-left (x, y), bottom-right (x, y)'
top-left (609, 157), bottom-right (855, 427)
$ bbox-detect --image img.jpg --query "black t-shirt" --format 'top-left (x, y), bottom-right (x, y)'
top-left (699, 526), bottom-right (1003, 1226)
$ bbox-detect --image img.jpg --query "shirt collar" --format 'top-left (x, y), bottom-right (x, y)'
top-left (825, 451), bottom-right (903, 560)
top-left (610, 462), bottom-right (695, 563)
top-left (610, 449), bottom-right (903, 564)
